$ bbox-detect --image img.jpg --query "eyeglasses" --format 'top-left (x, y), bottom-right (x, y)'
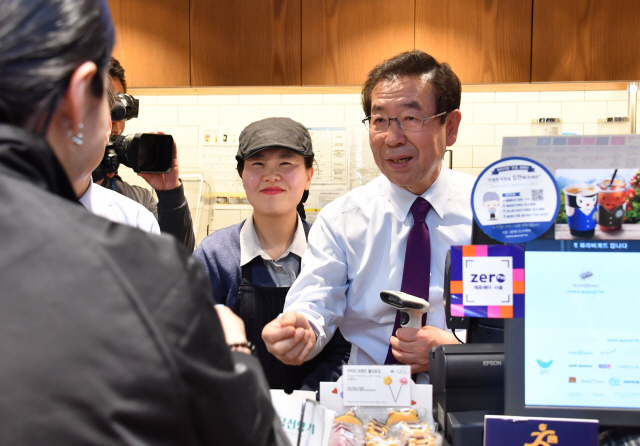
top-left (362, 111), bottom-right (448, 132)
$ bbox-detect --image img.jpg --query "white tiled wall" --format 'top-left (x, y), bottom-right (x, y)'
top-left (121, 88), bottom-right (638, 184)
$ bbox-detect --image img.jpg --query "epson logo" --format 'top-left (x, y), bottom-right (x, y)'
top-left (483, 360), bottom-right (502, 366)
top-left (471, 274), bottom-right (506, 283)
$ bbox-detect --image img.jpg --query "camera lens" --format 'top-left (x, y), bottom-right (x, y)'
top-left (111, 133), bottom-right (173, 173)
top-left (138, 137), bottom-right (159, 172)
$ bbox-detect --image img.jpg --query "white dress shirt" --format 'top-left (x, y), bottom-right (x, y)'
top-left (240, 213), bottom-right (307, 287)
top-left (284, 166), bottom-right (475, 366)
top-left (79, 181), bottom-right (160, 234)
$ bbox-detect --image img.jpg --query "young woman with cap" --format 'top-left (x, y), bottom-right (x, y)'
top-left (194, 117), bottom-right (350, 393)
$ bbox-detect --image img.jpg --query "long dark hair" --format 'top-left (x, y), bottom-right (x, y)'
top-left (0, 0), bottom-right (115, 134)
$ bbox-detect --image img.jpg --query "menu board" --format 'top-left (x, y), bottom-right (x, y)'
top-left (501, 135), bottom-right (640, 175)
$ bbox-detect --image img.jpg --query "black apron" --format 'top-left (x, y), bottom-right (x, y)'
top-left (236, 260), bottom-right (319, 393)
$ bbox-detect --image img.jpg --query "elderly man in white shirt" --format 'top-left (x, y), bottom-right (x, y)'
top-left (262, 50), bottom-right (475, 380)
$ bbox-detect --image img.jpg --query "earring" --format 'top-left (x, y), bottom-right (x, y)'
top-left (71, 122), bottom-right (84, 146)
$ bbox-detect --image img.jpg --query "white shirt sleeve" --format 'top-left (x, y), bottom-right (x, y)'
top-left (284, 211), bottom-right (349, 360)
top-left (135, 209), bottom-right (161, 234)
top-left (80, 181), bottom-right (160, 235)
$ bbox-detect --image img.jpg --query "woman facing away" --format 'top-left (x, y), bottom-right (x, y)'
top-left (194, 117), bottom-right (350, 393)
top-left (0, 0), bottom-right (287, 444)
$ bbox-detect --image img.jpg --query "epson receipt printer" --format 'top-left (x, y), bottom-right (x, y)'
top-left (429, 343), bottom-right (504, 433)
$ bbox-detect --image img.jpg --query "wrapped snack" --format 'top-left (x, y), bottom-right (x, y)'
top-left (396, 421), bottom-right (431, 438)
top-left (366, 419), bottom-right (389, 438)
top-left (334, 410), bottom-right (362, 426)
top-left (406, 438), bottom-right (436, 446)
top-left (395, 421), bottom-right (442, 446)
top-left (365, 437), bottom-right (399, 446)
top-left (328, 422), bottom-right (360, 446)
top-left (386, 409), bottom-right (419, 426)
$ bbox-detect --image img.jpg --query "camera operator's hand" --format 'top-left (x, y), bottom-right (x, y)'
top-left (137, 131), bottom-right (181, 191)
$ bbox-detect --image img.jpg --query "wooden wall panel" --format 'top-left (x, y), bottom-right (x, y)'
top-left (415, 0), bottom-right (532, 84)
top-left (302, 0), bottom-right (415, 86)
top-left (108, 0), bottom-right (190, 87)
top-left (532, 0), bottom-right (640, 82)
top-left (191, 0), bottom-right (301, 86)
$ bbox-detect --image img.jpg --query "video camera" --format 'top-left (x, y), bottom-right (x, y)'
top-left (92, 92), bottom-right (174, 182)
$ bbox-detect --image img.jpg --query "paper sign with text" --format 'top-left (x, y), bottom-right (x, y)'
top-left (270, 391), bottom-right (333, 446)
top-left (462, 256), bottom-right (513, 306)
top-left (342, 365), bottom-right (411, 407)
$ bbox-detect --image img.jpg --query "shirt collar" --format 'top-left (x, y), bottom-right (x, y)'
top-left (240, 213), bottom-right (307, 266)
top-left (78, 180), bottom-right (95, 210)
top-left (384, 163), bottom-right (451, 222)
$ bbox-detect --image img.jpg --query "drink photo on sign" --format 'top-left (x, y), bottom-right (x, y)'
top-left (555, 169), bottom-right (640, 240)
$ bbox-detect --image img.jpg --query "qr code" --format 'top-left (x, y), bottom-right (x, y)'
top-left (532, 189), bottom-right (543, 201)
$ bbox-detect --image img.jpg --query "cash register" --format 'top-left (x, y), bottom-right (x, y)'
top-left (432, 232), bottom-right (640, 446)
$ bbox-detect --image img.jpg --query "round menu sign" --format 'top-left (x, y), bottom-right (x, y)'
top-left (471, 157), bottom-right (559, 244)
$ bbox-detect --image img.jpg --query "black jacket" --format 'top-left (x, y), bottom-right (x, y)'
top-left (0, 124), bottom-right (287, 446)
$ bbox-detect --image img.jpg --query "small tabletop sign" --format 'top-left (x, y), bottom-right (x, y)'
top-left (484, 415), bottom-right (598, 446)
top-left (342, 365), bottom-right (411, 407)
top-left (449, 244), bottom-right (525, 318)
top-left (472, 157), bottom-right (559, 244)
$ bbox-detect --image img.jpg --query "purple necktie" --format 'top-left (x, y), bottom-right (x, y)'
top-left (384, 197), bottom-right (432, 365)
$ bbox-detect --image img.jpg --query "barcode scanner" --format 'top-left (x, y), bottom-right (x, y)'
top-left (380, 290), bottom-right (430, 329)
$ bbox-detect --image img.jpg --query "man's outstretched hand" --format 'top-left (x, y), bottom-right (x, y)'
top-left (262, 312), bottom-right (316, 366)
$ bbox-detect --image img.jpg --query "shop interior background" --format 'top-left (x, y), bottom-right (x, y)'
top-left (118, 87), bottom-right (636, 244)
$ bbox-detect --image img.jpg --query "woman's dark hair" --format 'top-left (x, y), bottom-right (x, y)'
top-left (0, 0), bottom-right (115, 133)
top-left (361, 50), bottom-right (461, 125)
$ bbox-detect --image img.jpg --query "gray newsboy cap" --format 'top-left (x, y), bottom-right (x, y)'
top-left (236, 117), bottom-right (314, 161)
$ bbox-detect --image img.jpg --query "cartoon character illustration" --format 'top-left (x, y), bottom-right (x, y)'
top-left (566, 193), bottom-right (597, 226)
top-left (482, 191), bottom-right (500, 220)
top-left (576, 195), bottom-right (596, 215)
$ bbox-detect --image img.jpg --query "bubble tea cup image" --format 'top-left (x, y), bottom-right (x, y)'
top-left (563, 184), bottom-right (598, 237)
top-left (597, 178), bottom-right (627, 232)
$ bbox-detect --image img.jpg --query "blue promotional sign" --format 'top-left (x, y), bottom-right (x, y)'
top-left (472, 157), bottom-right (559, 244)
top-left (485, 415), bottom-right (598, 446)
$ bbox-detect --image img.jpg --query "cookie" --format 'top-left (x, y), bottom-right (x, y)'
top-left (386, 409), bottom-right (419, 426)
top-left (334, 411), bottom-right (362, 426)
